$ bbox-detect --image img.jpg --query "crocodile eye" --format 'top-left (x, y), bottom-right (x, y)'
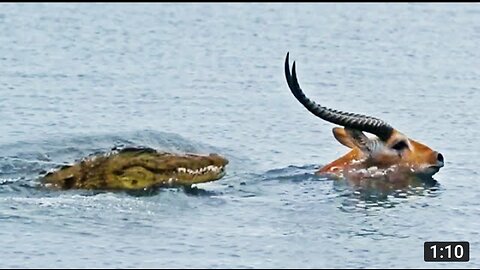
top-left (392, 140), bottom-right (409, 151)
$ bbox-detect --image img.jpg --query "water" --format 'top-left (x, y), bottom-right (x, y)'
top-left (0, 3), bottom-right (479, 268)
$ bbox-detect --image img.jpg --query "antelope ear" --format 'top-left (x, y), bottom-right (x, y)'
top-left (332, 127), bottom-right (356, 149)
top-left (333, 127), bottom-right (374, 153)
top-left (344, 128), bottom-right (371, 152)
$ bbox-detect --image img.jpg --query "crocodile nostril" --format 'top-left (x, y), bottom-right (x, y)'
top-left (437, 153), bottom-right (444, 163)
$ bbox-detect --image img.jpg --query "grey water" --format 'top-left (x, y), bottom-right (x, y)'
top-left (0, 3), bottom-right (479, 268)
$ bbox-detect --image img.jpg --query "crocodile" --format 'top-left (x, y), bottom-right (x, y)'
top-left (40, 147), bottom-right (228, 190)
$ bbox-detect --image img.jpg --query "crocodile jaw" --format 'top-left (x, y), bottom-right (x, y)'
top-left (114, 163), bottom-right (228, 189)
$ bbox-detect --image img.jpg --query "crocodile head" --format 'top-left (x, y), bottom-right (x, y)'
top-left (41, 147), bottom-right (229, 190)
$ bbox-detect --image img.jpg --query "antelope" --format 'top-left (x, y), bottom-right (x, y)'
top-left (284, 53), bottom-right (444, 182)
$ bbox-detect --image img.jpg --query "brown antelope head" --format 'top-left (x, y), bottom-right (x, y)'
top-left (284, 53), bottom-right (444, 180)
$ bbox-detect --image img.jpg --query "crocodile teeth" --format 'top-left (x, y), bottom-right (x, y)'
top-left (176, 165), bottom-right (224, 175)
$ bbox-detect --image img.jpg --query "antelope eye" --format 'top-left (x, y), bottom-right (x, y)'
top-left (392, 141), bottom-right (409, 151)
